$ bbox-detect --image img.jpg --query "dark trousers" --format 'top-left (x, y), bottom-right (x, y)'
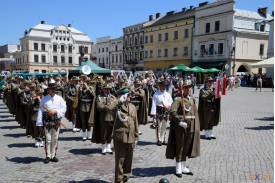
top-left (114, 141), bottom-right (134, 183)
top-left (80, 111), bottom-right (90, 131)
top-left (102, 121), bottom-right (113, 144)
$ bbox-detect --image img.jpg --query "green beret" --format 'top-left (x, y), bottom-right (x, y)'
top-left (116, 87), bottom-right (129, 96)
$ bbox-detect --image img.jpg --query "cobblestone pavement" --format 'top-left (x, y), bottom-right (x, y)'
top-left (0, 87), bottom-right (273, 183)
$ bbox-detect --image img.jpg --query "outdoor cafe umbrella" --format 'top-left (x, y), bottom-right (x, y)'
top-left (191, 66), bottom-right (206, 73)
top-left (168, 64), bottom-right (192, 72)
top-left (206, 68), bottom-right (220, 73)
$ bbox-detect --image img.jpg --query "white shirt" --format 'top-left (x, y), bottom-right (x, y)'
top-left (36, 94), bottom-right (67, 126)
top-left (150, 90), bottom-right (173, 115)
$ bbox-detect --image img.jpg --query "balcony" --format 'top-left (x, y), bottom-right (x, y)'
top-left (125, 59), bottom-right (138, 65)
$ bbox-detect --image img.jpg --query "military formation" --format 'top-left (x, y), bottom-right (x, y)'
top-left (3, 72), bottom-right (221, 183)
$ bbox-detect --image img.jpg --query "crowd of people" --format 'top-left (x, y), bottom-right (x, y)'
top-left (3, 72), bottom-right (222, 183)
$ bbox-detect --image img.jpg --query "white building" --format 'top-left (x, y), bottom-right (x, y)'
top-left (92, 36), bottom-right (123, 69)
top-left (92, 36), bottom-right (111, 68)
top-left (110, 37), bottom-right (123, 69)
top-left (15, 21), bottom-right (92, 73)
top-left (192, 0), bottom-right (273, 74)
top-left (267, 19), bottom-right (274, 58)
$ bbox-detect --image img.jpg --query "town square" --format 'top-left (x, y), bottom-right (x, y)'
top-left (0, 0), bottom-right (273, 183)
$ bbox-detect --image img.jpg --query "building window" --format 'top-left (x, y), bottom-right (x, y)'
top-left (206, 23), bottom-right (210, 33)
top-left (61, 56), bottom-right (65, 64)
top-left (67, 38), bottom-right (70, 41)
top-left (215, 21), bottom-right (220, 32)
top-left (69, 56), bottom-right (72, 64)
top-left (41, 55), bottom-right (46, 63)
top-left (150, 35), bottom-right (153, 43)
top-left (135, 37), bottom-right (138, 45)
top-left (260, 24), bottom-right (265, 32)
top-left (200, 45), bottom-right (206, 55)
top-left (116, 54), bottom-right (118, 63)
top-left (259, 44), bottom-right (264, 55)
top-left (174, 31), bottom-right (178, 40)
top-left (145, 36), bottom-right (148, 43)
top-left (149, 50), bottom-right (153, 58)
top-left (139, 52), bottom-right (143, 60)
top-left (84, 47), bottom-right (88, 54)
top-left (183, 47), bottom-right (188, 56)
top-left (56, 37), bottom-right (58, 40)
top-left (61, 45), bottom-right (65, 53)
top-left (34, 43), bottom-right (38, 51)
top-left (218, 43), bottom-right (224, 55)
top-left (165, 32), bottom-right (169, 41)
top-left (41, 43), bottom-right (46, 51)
top-left (184, 29), bottom-right (189, 38)
top-left (115, 45), bottom-right (118, 51)
top-left (144, 50), bottom-right (148, 58)
top-left (53, 44), bottom-right (57, 52)
top-left (209, 44), bottom-right (214, 55)
top-left (140, 36), bottom-right (143, 44)
top-left (158, 49), bottom-right (162, 57)
top-left (158, 34), bottom-right (162, 42)
top-left (98, 48), bottom-right (101, 53)
top-left (68, 45), bottom-right (72, 53)
top-left (173, 48), bottom-right (178, 56)
top-left (164, 49), bottom-right (168, 57)
top-left (53, 56), bottom-right (58, 64)
top-left (106, 47), bottom-right (108, 52)
top-left (34, 54), bottom-right (39, 63)
top-left (102, 48), bottom-right (104, 52)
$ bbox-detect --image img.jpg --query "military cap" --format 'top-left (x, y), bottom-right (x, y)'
top-left (159, 178), bottom-right (169, 183)
top-left (116, 87), bottom-right (129, 96)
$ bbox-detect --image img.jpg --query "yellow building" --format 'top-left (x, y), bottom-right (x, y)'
top-left (144, 9), bottom-right (195, 70)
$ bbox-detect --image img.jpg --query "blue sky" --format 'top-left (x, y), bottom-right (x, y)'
top-left (0, 0), bottom-right (273, 45)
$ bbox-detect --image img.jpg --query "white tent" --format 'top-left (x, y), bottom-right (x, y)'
top-left (251, 57), bottom-right (274, 68)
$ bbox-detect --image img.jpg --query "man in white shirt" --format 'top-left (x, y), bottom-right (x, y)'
top-left (36, 79), bottom-right (66, 163)
top-left (151, 79), bottom-right (173, 146)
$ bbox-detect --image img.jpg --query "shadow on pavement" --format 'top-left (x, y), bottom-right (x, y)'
top-left (245, 124), bottom-right (274, 131)
top-left (137, 140), bottom-right (156, 146)
top-left (8, 143), bottom-right (34, 148)
top-left (59, 128), bottom-right (73, 134)
top-left (5, 156), bottom-right (44, 164)
top-left (3, 133), bottom-right (26, 138)
top-left (68, 179), bottom-right (110, 183)
top-left (0, 125), bottom-right (20, 129)
top-left (69, 148), bottom-right (101, 155)
top-left (132, 166), bottom-right (174, 177)
top-left (254, 117), bottom-right (274, 121)
top-left (59, 136), bottom-right (83, 141)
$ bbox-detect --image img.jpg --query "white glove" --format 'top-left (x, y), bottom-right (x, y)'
top-left (179, 121), bottom-right (188, 129)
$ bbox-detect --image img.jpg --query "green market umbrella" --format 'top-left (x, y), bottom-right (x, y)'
top-left (70, 60), bottom-right (111, 74)
top-left (191, 66), bottom-right (206, 73)
top-left (168, 64), bottom-right (191, 72)
top-left (206, 68), bottom-right (221, 73)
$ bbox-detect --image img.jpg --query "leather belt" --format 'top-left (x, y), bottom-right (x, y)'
top-left (81, 99), bottom-right (92, 102)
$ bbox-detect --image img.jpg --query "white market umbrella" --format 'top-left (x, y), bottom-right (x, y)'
top-left (251, 57), bottom-right (274, 68)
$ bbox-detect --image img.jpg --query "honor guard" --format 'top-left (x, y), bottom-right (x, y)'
top-left (198, 77), bottom-right (220, 140)
top-left (113, 88), bottom-right (139, 183)
top-left (92, 83), bottom-right (118, 155)
top-left (151, 79), bottom-right (173, 146)
top-left (77, 81), bottom-right (95, 140)
top-left (166, 79), bottom-right (200, 177)
top-left (65, 76), bottom-right (80, 132)
top-left (36, 79), bottom-right (66, 163)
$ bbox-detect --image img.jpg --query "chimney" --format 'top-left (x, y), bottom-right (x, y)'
top-left (24, 30), bottom-right (28, 35)
top-left (199, 1), bottom-right (208, 7)
top-left (182, 8), bottom-right (186, 12)
top-left (258, 7), bottom-right (268, 18)
top-left (40, 20), bottom-right (45, 24)
top-left (166, 11), bottom-right (175, 16)
top-left (189, 6), bottom-right (194, 10)
top-left (272, 11), bottom-right (274, 17)
top-left (156, 13), bottom-right (160, 19)
top-left (68, 24), bottom-right (71, 27)
top-left (149, 15), bottom-right (153, 21)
